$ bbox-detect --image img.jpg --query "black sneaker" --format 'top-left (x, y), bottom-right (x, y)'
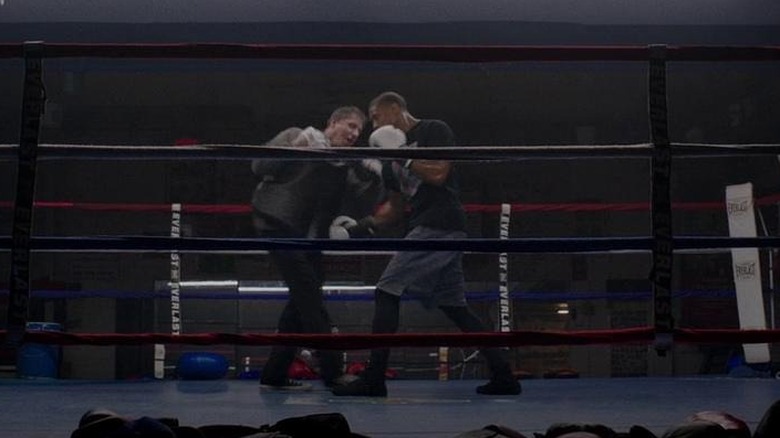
top-left (476, 377), bottom-right (522, 395)
top-left (259, 378), bottom-right (313, 391)
top-left (330, 377), bottom-right (387, 397)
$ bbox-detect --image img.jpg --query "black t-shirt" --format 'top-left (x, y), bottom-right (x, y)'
top-left (382, 119), bottom-right (466, 232)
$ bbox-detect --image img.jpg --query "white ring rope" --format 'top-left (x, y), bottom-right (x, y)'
top-left (2, 142), bottom-right (780, 162)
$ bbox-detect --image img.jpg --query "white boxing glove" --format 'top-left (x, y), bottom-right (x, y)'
top-left (329, 216), bottom-right (358, 239)
top-left (368, 125), bottom-right (406, 149)
top-left (360, 158), bottom-right (383, 178)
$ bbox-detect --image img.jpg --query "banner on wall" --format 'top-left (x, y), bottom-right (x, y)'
top-left (726, 182), bottom-right (770, 364)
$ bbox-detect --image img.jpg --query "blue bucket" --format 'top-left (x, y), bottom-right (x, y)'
top-left (16, 322), bottom-right (62, 379)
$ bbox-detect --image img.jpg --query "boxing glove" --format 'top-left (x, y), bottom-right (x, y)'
top-left (329, 216), bottom-right (376, 239)
top-left (359, 158), bottom-right (383, 178)
top-left (368, 125), bottom-right (406, 149)
top-left (329, 216), bottom-right (358, 239)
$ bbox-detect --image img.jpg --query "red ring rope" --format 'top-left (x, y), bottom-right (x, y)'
top-left (4, 328), bottom-right (780, 349)
top-left (2, 195), bottom-right (778, 214)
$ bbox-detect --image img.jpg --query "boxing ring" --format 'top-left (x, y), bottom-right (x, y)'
top-left (2, 42), bottom-right (780, 436)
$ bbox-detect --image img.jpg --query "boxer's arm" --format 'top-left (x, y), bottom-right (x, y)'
top-left (405, 120), bottom-right (455, 186)
top-left (251, 127), bottom-right (302, 177)
top-left (406, 160), bottom-right (451, 186)
top-left (371, 191), bottom-right (405, 229)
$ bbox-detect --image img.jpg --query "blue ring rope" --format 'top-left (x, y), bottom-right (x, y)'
top-left (0, 288), bottom-right (738, 302)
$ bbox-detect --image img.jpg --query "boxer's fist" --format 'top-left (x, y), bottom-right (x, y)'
top-left (329, 216), bottom-right (358, 239)
top-left (369, 125), bottom-right (406, 149)
top-left (359, 158), bottom-right (383, 178)
top-left (329, 216), bottom-right (376, 239)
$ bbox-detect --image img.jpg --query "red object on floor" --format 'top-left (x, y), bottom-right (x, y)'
top-left (287, 357), bottom-right (319, 380)
top-left (345, 361), bottom-right (398, 379)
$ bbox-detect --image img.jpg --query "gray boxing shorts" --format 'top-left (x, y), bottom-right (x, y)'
top-left (376, 225), bottom-right (467, 309)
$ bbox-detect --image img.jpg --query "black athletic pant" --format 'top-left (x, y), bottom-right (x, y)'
top-left (366, 289), bottom-right (511, 382)
top-left (261, 249), bottom-right (343, 384)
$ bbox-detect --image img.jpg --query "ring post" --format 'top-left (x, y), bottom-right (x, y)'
top-left (498, 203), bottom-right (512, 334)
top-left (648, 44), bottom-right (674, 356)
top-left (154, 203), bottom-right (183, 378)
top-left (498, 203), bottom-right (512, 358)
top-left (5, 41), bottom-right (46, 348)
